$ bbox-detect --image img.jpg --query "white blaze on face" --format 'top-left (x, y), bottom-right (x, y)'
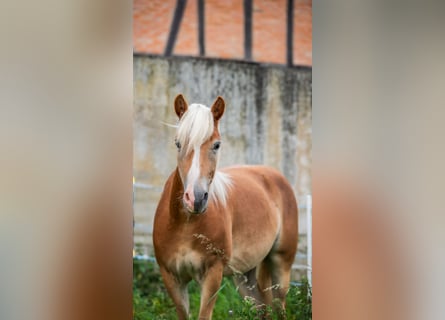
top-left (184, 146), bottom-right (201, 205)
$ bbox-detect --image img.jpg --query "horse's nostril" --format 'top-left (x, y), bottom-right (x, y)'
top-left (184, 192), bottom-right (190, 201)
top-left (203, 192), bottom-right (208, 201)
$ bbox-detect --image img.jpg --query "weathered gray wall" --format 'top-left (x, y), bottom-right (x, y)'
top-left (133, 55), bottom-right (311, 255)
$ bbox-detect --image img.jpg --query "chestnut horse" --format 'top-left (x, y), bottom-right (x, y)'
top-left (153, 94), bottom-right (298, 319)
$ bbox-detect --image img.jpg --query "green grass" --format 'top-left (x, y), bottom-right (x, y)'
top-left (133, 258), bottom-right (311, 320)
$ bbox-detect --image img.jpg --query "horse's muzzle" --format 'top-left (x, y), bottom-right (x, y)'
top-left (183, 187), bottom-right (208, 214)
top-left (193, 190), bottom-right (208, 213)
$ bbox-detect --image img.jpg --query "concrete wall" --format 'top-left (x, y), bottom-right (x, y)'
top-left (133, 54), bottom-right (311, 259)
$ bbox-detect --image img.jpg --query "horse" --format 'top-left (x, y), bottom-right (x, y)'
top-left (153, 94), bottom-right (299, 319)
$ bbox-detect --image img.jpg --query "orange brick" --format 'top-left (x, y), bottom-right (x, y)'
top-left (133, 0), bottom-right (312, 66)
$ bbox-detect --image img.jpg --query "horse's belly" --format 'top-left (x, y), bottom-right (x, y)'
top-left (223, 239), bottom-right (275, 276)
top-left (224, 208), bottom-right (281, 275)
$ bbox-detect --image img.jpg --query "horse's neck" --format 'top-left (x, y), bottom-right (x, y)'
top-left (168, 168), bottom-right (186, 219)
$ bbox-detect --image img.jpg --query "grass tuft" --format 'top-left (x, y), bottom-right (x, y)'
top-left (133, 258), bottom-right (311, 320)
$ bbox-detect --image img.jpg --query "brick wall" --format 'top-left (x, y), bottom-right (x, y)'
top-left (133, 0), bottom-right (312, 66)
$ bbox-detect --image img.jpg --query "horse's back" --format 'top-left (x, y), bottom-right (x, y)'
top-left (222, 165), bottom-right (298, 217)
top-left (223, 165), bottom-right (296, 199)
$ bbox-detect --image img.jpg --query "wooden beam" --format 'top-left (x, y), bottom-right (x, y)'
top-left (198, 0), bottom-right (205, 56)
top-left (243, 0), bottom-right (253, 60)
top-left (286, 0), bottom-right (294, 66)
top-left (164, 0), bottom-right (188, 56)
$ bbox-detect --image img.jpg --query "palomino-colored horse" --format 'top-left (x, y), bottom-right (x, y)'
top-left (153, 94), bottom-right (298, 319)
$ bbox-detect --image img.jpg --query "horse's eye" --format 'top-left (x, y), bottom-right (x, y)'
top-left (213, 141), bottom-right (221, 151)
top-left (175, 140), bottom-right (181, 149)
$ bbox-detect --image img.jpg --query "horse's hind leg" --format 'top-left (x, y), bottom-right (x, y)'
top-left (232, 267), bottom-right (274, 319)
top-left (233, 267), bottom-right (273, 305)
top-left (233, 268), bottom-right (262, 302)
top-left (159, 267), bottom-right (190, 320)
top-left (267, 252), bottom-right (294, 311)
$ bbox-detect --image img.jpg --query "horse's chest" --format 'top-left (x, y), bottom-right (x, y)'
top-left (168, 247), bottom-right (204, 280)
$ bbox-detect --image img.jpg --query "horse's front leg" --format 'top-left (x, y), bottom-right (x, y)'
top-left (197, 262), bottom-right (224, 319)
top-left (159, 267), bottom-right (190, 320)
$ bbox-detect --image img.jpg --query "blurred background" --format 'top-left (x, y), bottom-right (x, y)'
top-left (133, 0), bottom-right (312, 281)
top-left (4, 0), bottom-right (445, 319)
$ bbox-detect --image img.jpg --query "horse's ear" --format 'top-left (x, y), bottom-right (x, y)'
top-left (211, 96), bottom-right (225, 121)
top-left (174, 94), bottom-right (188, 118)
